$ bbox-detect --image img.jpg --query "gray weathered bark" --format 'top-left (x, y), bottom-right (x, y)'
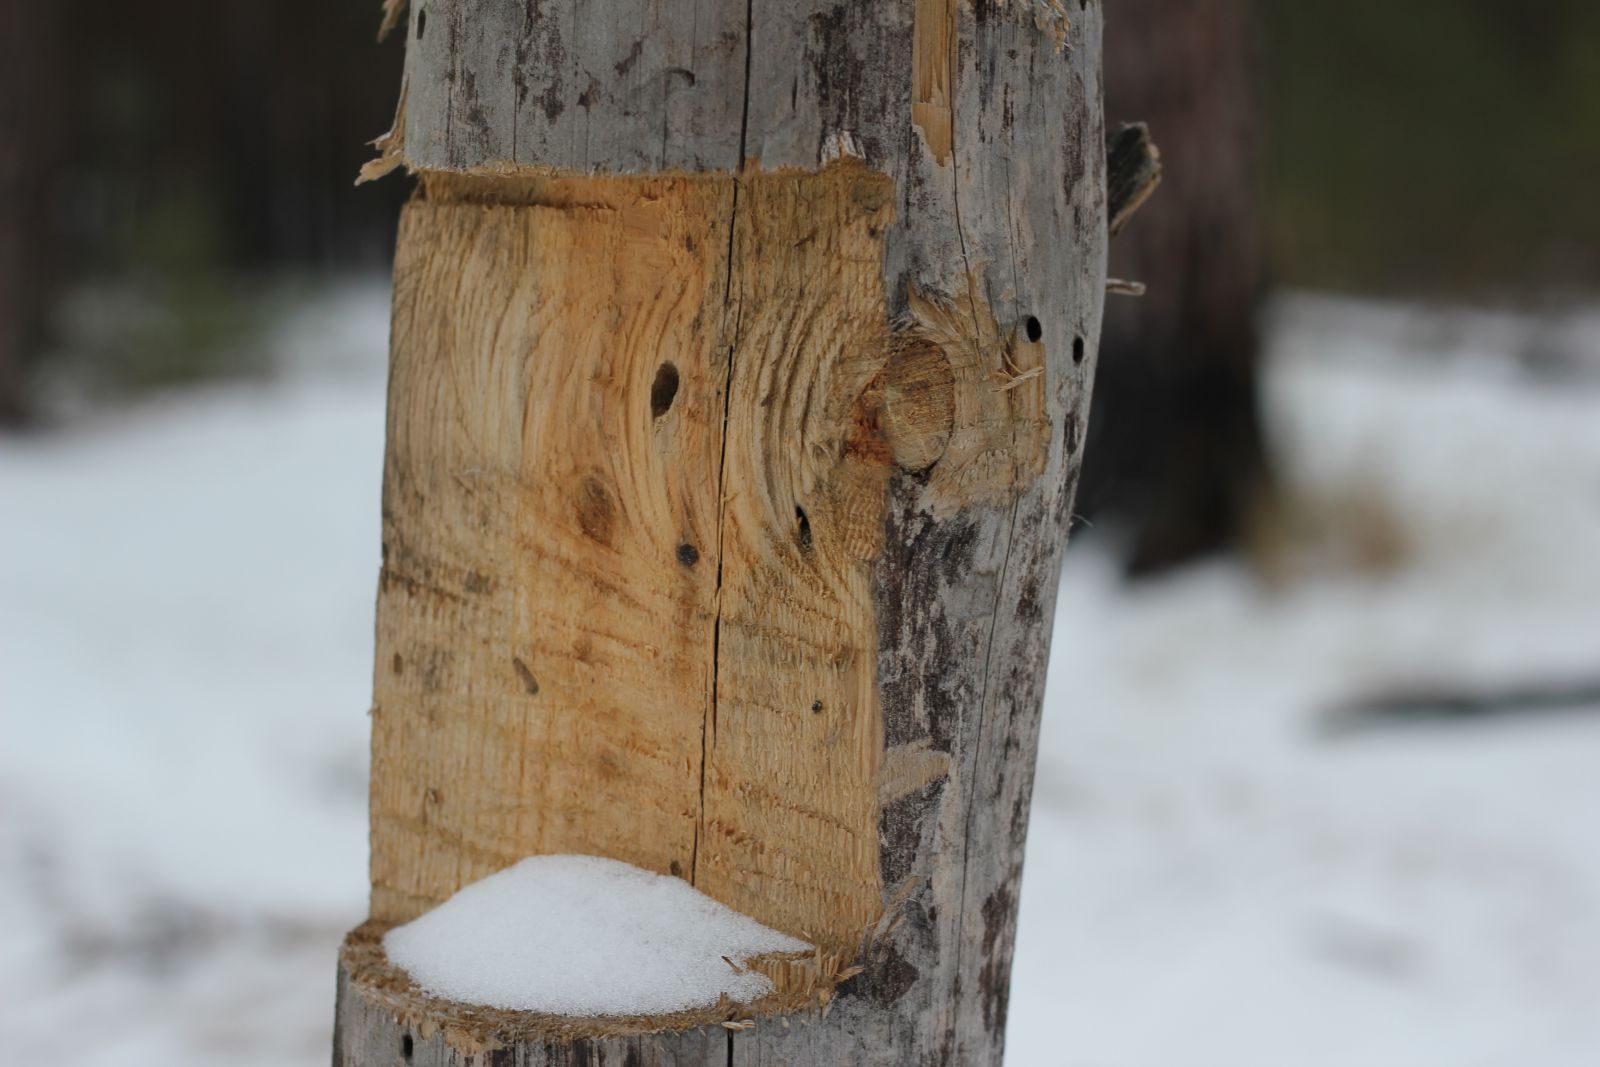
top-left (338, 1), bottom-right (1106, 1063)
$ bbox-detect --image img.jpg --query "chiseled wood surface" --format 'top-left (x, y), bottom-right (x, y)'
top-left (370, 173), bottom-right (730, 927)
top-left (344, 0), bottom-right (1105, 1063)
top-left (371, 165), bottom-right (914, 958)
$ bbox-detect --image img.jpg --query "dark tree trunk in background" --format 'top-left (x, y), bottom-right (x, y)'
top-left (1082, 0), bottom-right (1270, 573)
top-left (0, 0), bottom-right (63, 424)
top-left (66, 0), bottom-right (407, 271)
top-left (0, 0), bottom-right (407, 414)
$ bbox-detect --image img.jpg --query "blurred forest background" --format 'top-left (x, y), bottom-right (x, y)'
top-left (6, 0), bottom-right (1600, 568)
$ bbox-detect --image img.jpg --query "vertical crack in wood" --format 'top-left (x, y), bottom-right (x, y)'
top-left (511, 1), bottom-right (530, 162)
top-left (941, 6), bottom-right (1026, 1043)
top-left (696, 0), bottom-right (757, 891)
top-left (442, 1), bottom-right (457, 159)
top-left (936, 21), bottom-right (994, 987)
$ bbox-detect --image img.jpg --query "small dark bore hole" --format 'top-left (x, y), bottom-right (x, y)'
top-left (415, 10), bottom-right (426, 40)
top-left (513, 656), bottom-right (540, 696)
top-left (677, 543), bottom-right (700, 567)
top-left (1025, 316), bottom-right (1043, 343)
top-left (670, 859), bottom-right (684, 877)
top-left (812, 700), bottom-right (824, 714)
top-left (401, 1034), bottom-right (415, 1061)
top-left (795, 505), bottom-right (813, 552)
top-left (1072, 336), bottom-right (1086, 364)
top-left (650, 362), bottom-right (680, 419)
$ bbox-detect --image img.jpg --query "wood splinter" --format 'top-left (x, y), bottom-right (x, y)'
top-left (1107, 121), bottom-right (1164, 237)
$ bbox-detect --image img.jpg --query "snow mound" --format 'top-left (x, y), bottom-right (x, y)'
top-left (383, 855), bottom-right (809, 1016)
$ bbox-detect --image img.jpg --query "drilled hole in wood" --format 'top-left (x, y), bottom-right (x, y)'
top-left (415, 9), bottom-right (426, 40)
top-left (401, 1033), bottom-right (414, 1061)
top-left (795, 505), bottom-right (813, 552)
top-left (650, 362), bottom-right (680, 419)
top-left (1072, 336), bottom-right (1086, 364)
top-left (677, 542), bottom-right (700, 566)
top-left (1025, 316), bottom-right (1043, 343)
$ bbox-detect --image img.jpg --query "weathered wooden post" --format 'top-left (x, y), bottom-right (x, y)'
top-left (336, 1), bottom-right (1107, 1062)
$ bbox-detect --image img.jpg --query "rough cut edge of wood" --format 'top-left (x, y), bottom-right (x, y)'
top-left (356, 80), bottom-right (408, 185)
top-left (339, 921), bottom-right (858, 1049)
top-left (377, 0), bottom-right (408, 43)
top-left (383, 155), bottom-right (907, 189)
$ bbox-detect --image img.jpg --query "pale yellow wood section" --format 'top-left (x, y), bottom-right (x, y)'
top-left (370, 175), bottom-right (733, 924)
top-left (912, 0), bottom-right (957, 165)
top-left (367, 164), bottom-right (976, 954)
top-left (907, 283), bottom-right (1049, 517)
top-left (696, 170), bottom-right (898, 950)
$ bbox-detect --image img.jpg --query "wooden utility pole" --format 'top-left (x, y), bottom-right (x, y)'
top-left (336, 1), bottom-right (1108, 1063)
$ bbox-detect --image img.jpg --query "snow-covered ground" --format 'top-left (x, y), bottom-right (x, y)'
top-left (3, 285), bottom-right (1598, 1065)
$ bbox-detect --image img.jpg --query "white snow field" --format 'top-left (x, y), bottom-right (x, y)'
top-left (385, 855), bottom-right (809, 1016)
top-left (3, 284), bottom-right (1599, 1064)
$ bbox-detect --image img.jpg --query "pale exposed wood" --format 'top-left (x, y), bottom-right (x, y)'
top-left (373, 163), bottom-right (956, 954)
top-left (371, 172), bottom-right (732, 925)
top-left (696, 167), bottom-right (898, 950)
top-left (343, 0), bottom-right (1107, 1063)
top-left (911, 0), bottom-right (957, 165)
top-left (378, 0), bottom-right (408, 42)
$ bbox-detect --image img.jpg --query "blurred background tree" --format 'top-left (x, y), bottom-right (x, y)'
top-left (1265, 0), bottom-right (1600, 295)
top-left (0, 0), bottom-right (405, 418)
top-left (1085, 0), bottom-right (1266, 575)
top-left (1079, 0), bottom-right (1600, 573)
top-left (5, 0), bottom-right (1600, 569)
top-left (0, 0), bottom-right (65, 424)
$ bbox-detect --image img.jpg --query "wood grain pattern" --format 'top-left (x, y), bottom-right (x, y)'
top-left (371, 173), bottom-right (732, 925)
top-left (697, 168), bottom-right (897, 950)
top-left (344, 0), bottom-right (1107, 1063)
top-left (373, 165), bottom-right (953, 958)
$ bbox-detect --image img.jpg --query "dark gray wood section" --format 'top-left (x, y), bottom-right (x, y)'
top-left (809, 3), bottom-right (1107, 1060)
top-left (402, 0), bottom-right (750, 171)
top-left (351, 1), bottom-right (1107, 1063)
